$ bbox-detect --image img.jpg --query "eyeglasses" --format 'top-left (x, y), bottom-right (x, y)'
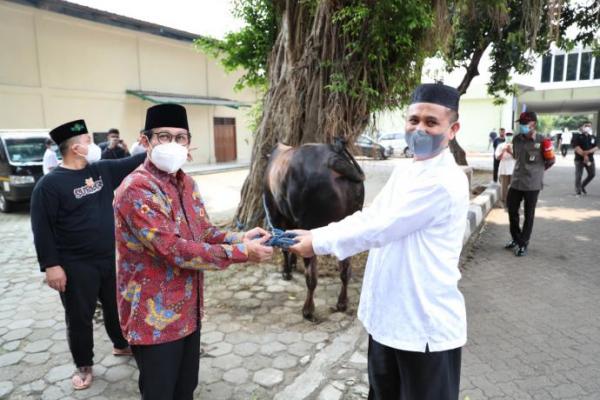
top-left (152, 131), bottom-right (191, 145)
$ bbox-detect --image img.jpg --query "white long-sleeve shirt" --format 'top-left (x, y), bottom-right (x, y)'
top-left (495, 142), bottom-right (515, 176)
top-left (42, 148), bottom-right (59, 175)
top-left (312, 149), bottom-right (469, 352)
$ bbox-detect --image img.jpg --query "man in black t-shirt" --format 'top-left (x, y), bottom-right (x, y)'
top-left (30, 120), bottom-right (145, 391)
top-left (573, 121), bottom-right (597, 195)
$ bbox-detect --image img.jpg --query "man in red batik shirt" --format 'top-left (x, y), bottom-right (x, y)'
top-left (114, 103), bottom-right (273, 400)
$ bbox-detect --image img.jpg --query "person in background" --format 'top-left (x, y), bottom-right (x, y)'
top-left (31, 120), bottom-right (146, 390)
top-left (488, 129), bottom-right (498, 150)
top-left (114, 103), bottom-right (273, 400)
top-left (573, 120), bottom-right (597, 196)
top-left (492, 128), bottom-right (506, 183)
top-left (129, 129), bottom-right (147, 156)
top-left (505, 112), bottom-right (554, 257)
top-left (42, 138), bottom-right (59, 175)
top-left (101, 128), bottom-right (130, 160)
top-left (494, 132), bottom-right (515, 209)
top-left (560, 127), bottom-right (572, 157)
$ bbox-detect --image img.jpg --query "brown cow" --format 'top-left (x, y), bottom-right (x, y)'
top-left (264, 140), bottom-right (365, 320)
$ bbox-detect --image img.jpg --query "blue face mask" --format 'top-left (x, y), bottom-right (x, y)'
top-left (519, 124), bottom-right (530, 134)
top-left (405, 129), bottom-right (447, 159)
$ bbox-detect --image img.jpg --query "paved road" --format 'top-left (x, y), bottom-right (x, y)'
top-left (1, 154), bottom-right (599, 399)
top-left (457, 156), bottom-right (600, 400)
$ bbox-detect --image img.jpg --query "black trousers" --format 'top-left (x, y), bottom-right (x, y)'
top-left (506, 187), bottom-right (539, 247)
top-left (59, 257), bottom-right (129, 368)
top-left (493, 158), bottom-right (500, 183)
top-left (367, 336), bottom-right (461, 400)
top-left (575, 160), bottom-right (595, 193)
top-left (131, 329), bottom-right (201, 400)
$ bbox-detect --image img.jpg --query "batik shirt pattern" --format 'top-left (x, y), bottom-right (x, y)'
top-left (114, 159), bottom-right (248, 345)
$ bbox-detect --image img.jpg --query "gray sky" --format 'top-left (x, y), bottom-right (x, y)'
top-left (65, 0), bottom-right (243, 38)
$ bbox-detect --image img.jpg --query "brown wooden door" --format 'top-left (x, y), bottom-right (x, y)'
top-left (213, 117), bottom-right (237, 163)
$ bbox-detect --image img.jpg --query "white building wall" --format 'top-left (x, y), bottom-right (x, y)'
top-left (0, 1), bottom-right (257, 163)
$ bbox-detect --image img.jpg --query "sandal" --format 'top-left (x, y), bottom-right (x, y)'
top-left (72, 366), bottom-right (93, 390)
top-left (112, 346), bottom-right (133, 356)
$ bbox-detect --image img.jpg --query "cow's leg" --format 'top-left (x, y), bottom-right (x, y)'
top-left (336, 258), bottom-right (352, 312)
top-left (290, 253), bottom-right (297, 271)
top-left (302, 256), bottom-right (318, 321)
top-left (282, 250), bottom-right (293, 281)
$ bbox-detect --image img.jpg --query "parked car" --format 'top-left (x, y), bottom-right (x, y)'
top-left (378, 132), bottom-right (413, 157)
top-left (0, 130), bottom-right (54, 212)
top-left (354, 134), bottom-right (393, 159)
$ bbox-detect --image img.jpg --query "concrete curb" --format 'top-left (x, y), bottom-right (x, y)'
top-left (463, 182), bottom-right (500, 244)
top-left (274, 320), bottom-right (364, 400)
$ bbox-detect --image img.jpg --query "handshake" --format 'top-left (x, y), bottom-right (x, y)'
top-left (243, 227), bottom-right (315, 262)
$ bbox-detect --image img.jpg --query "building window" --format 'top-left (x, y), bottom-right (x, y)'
top-left (595, 56), bottom-right (600, 80)
top-left (541, 54), bottom-right (552, 82)
top-left (580, 52), bottom-right (592, 80)
top-left (566, 53), bottom-right (578, 81)
top-left (553, 54), bottom-right (564, 82)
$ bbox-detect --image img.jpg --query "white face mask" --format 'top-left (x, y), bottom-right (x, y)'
top-left (150, 142), bottom-right (188, 174)
top-left (582, 126), bottom-right (592, 135)
top-left (75, 143), bottom-right (102, 163)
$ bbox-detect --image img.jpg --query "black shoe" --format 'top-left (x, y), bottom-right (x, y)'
top-left (582, 187), bottom-right (587, 195)
top-left (504, 240), bottom-right (518, 250)
top-left (515, 246), bottom-right (527, 257)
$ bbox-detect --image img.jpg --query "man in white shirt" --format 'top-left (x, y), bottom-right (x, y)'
top-left (43, 138), bottom-right (59, 175)
top-left (288, 83), bottom-right (469, 400)
top-left (560, 127), bottom-right (572, 157)
top-left (495, 132), bottom-right (515, 208)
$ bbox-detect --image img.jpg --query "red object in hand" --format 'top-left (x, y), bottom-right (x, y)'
top-left (542, 138), bottom-right (555, 161)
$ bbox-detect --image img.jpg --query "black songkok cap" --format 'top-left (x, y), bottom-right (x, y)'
top-left (49, 119), bottom-right (88, 145)
top-left (517, 111), bottom-right (537, 124)
top-left (144, 103), bottom-right (189, 131)
top-left (410, 83), bottom-right (460, 112)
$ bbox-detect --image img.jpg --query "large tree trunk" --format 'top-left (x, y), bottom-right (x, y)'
top-left (235, 2), bottom-right (370, 227)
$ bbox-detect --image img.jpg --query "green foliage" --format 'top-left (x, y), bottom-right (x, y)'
top-left (445, 0), bottom-right (600, 100)
top-left (245, 96), bottom-right (265, 135)
top-left (554, 114), bottom-right (594, 130)
top-left (536, 114), bottom-right (557, 134)
top-left (197, 0), bottom-right (447, 112)
top-left (196, 0), bottom-right (598, 122)
top-left (536, 114), bottom-right (593, 133)
top-left (329, 0), bottom-right (437, 110)
top-left (194, 0), bottom-right (278, 90)
top-left (486, 5), bottom-right (551, 99)
top-left (560, 1), bottom-right (600, 55)
top-left (445, 0), bottom-right (554, 100)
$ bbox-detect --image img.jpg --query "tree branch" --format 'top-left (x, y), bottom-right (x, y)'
top-left (456, 43), bottom-right (490, 95)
